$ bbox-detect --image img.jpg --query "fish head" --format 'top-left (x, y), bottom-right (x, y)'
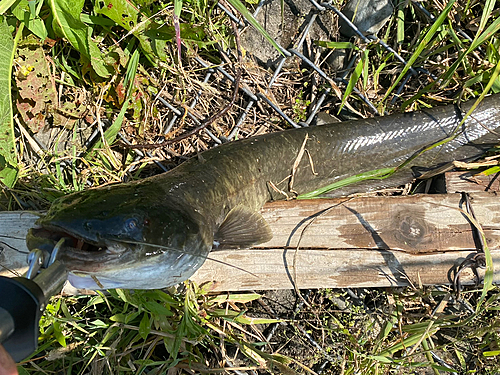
top-left (27, 182), bottom-right (212, 290)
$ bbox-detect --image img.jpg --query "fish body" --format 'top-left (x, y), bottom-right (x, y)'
top-left (28, 95), bottom-right (500, 289)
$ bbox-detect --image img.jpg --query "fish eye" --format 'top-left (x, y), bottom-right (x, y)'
top-left (125, 218), bottom-right (139, 231)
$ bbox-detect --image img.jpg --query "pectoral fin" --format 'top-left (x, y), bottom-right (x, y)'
top-left (214, 206), bottom-right (273, 248)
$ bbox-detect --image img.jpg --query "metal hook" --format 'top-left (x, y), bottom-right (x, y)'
top-left (26, 249), bottom-right (46, 280)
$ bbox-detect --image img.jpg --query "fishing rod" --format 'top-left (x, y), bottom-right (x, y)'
top-left (0, 241), bottom-right (68, 362)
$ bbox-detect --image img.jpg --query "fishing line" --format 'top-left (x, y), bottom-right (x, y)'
top-left (0, 234), bottom-right (25, 240)
top-left (119, 239), bottom-right (258, 278)
top-left (0, 238), bottom-right (29, 254)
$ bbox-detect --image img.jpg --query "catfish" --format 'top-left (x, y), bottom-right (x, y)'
top-left (27, 95), bottom-right (500, 289)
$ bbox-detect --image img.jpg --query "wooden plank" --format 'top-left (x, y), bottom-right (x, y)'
top-left (193, 192), bottom-right (500, 291)
top-left (0, 211), bottom-right (40, 277)
top-left (191, 249), bottom-right (500, 291)
top-left (0, 193), bottom-right (499, 292)
top-left (446, 171), bottom-right (500, 193)
top-left (255, 193), bottom-right (500, 252)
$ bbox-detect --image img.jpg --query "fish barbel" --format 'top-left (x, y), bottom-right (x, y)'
top-left (27, 95), bottom-right (500, 289)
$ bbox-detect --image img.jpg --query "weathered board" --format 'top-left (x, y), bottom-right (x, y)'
top-left (192, 192), bottom-right (500, 291)
top-left (1, 192), bottom-right (499, 292)
top-left (446, 171), bottom-right (500, 193)
top-left (0, 211), bottom-right (41, 277)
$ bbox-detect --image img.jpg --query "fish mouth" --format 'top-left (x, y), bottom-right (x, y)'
top-left (27, 225), bottom-right (130, 272)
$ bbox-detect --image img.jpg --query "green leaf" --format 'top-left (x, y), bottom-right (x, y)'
top-left (483, 350), bottom-right (500, 357)
top-left (440, 12), bottom-right (500, 87)
top-left (315, 40), bottom-right (357, 49)
top-left (477, 0), bottom-right (496, 36)
top-left (171, 315), bottom-right (187, 359)
top-left (115, 288), bottom-right (128, 302)
top-left (96, 0), bottom-right (165, 62)
top-left (48, 0), bottom-right (110, 77)
top-left (0, 156), bottom-right (17, 187)
top-left (143, 301), bottom-right (174, 317)
top-left (464, 72), bottom-right (484, 89)
top-left (101, 50), bottom-right (138, 143)
top-left (396, 0), bottom-right (405, 44)
top-left (174, 0), bottom-right (182, 17)
top-left (53, 321), bottom-right (67, 347)
top-left (222, 314), bottom-right (283, 325)
top-left (459, 59), bottom-right (500, 140)
top-left (297, 167), bottom-right (395, 199)
top-left (0, 17), bottom-right (18, 188)
top-left (377, 329), bottom-right (439, 357)
top-left (87, 27), bottom-right (112, 77)
top-left (340, 54), bottom-right (364, 111)
top-left (11, 0), bottom-right (48, 40)
top-left (49, 0), bottom-right (88, 53)
top-left (86, 49), bottom-right (139, 157)
top-left (139, 313), bottom-right (151, 339)
top-left (366, 355), bottom-right (394, 364)
top-left (0, 0), bottom-right (16, 14)
top-left (483, 165), bottom-right (500, 175)
top-left (455, 347), bottom-right (466, 368)
top-left (210, 293), bottom-right (262, 304)
top-left (362, 49), bottom-right (369, 90)
top-left (491, 75), bottom-right (500, 93)
top-left (90, 319), bottom-right (108, 328)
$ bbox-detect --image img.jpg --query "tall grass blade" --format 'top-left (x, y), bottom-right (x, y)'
top-left (86, 49), bottom-right (140, 156)
top-left (377, 329), bottom-right (439, 357)
top-left (382, 0), bottom-right (456, 101)
top-left (226, 0), bottom-right (283, 56)
top-left (440, 9), bottom-right (500, 87)
top-left (340, 53), bottom-right (364, 112)
top-left (173, 0), bottom-right (182, 62)
top-left (458, 58), bottom-right (500, 131)
top-left (477, 0), bottom-right (496, 35)
top-left (103, 49), bottom-right (140, 145)
top-left (0, 0), bottom-right (16, 14)
top-left (0, 18), bottom-right (19, 187)
top-left (297, 167), bottom-right (394, 199)
top-left (397, 0), bottom-right (405, 44)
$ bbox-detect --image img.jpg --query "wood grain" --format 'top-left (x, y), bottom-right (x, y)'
top-left (446, 171), bottom-right (500, 193)
top-left (1, 192), bottom-right (498, 292)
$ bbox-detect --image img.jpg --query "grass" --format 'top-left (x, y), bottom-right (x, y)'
top-left (1, 0), bottom-right (500, 373)
top-left (14, 285), bottom-right (500, 373)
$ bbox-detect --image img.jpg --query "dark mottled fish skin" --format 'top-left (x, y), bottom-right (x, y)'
top-left (28, 95), bottom-right (500, 289)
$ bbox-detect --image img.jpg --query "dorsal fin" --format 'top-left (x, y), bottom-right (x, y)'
top-left (214, 206), bottom-right (273, 248)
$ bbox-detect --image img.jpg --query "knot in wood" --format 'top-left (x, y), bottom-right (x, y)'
top-left (393, 210), bottom-right (429, 250)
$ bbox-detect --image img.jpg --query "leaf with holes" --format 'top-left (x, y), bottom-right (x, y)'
top-left (15, 36), bottom-right (56, 132)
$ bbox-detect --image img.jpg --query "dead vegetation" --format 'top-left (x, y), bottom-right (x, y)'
top-left (1, 0), bottom-right (500, 373)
